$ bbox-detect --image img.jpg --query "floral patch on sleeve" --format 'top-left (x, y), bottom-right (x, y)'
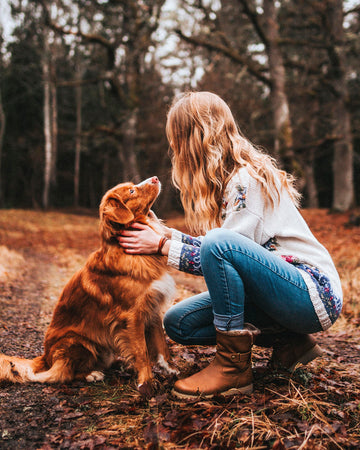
top-left (181, 234), bottom-right (203, 247)
top-left (179, 244), bottom-right (203, 276)
top-left (221, 197), bottom-right (229, 220)
top-left (233, 185), bottom-right (247, 210)
top-left (221, 184), bottom-right (247, 221)
top-left (262, 237), bottom-right (279, 252)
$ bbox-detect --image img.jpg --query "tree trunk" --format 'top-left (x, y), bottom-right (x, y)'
top-left (120, 109), bottom-right (141, 183)
top-left (0, 89), bottom-right (5, 206)
top-left (74, 76), bottom-right (82, 207)
top-left (42, 51), bottom-right (52, 209)
top-left (50, 63), bottom-right (58, 186)
top-left (102, 151), bottom-right (110, 194)
top-left (304, 149), bottom-right (319, 208)
top-left (332, 110), bottom-right (353, 211)
top-left (263, 0), bottom-right (295, 170)
top-left (327, 0), bottom-right (354, 211)
top-left (304, 101), bottom-right (319, 208)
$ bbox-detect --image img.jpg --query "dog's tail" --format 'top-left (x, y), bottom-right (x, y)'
top-left (0, 354), bottom-right (71, 383)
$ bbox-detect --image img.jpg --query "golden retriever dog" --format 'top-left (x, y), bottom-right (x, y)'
top-left (0, 176), bottom-right (176, 395)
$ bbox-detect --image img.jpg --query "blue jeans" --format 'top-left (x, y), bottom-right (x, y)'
top-left (164, 228), bottom-right (322, 345)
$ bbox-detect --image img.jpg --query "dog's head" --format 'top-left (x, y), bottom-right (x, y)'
top-left (100, 176), bottom-right (161, 243)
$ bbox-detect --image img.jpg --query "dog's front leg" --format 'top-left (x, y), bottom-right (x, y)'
top-left (127, 317), bottom-right (154, 397)
top-left (146, 316), bottom-right (178, 376)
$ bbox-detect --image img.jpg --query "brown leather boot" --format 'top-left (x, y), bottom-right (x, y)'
top-left (172, 324), bottom-right (260, 399)
top-left (270, 333), bottom-right (322, 371)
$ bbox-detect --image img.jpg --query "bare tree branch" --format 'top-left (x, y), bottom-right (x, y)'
top-left (344, 5), bottom-right (360, 16)
top-left (56, 75), bottom-right (110, 88)
top-left (36, 0), bottom-right (116, 70)
top-left (238, 0), bottom-right (268, 47)
top-left (175, 29), bottom-right (271, 87)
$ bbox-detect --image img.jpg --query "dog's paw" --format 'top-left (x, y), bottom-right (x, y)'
top-left (85, 371), bottom-right (104, 382)
top-left (157, 354), bottom-right (179, 376)
top-left (138, 380), bottom-right (154, 398)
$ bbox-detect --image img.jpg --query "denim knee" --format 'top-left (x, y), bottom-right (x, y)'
top-left (163, 307), bottom-right (181, 343)
top-left (163, 300), bottom-right (217, 346)
top-left (201, 228), bottom-right (232, 260)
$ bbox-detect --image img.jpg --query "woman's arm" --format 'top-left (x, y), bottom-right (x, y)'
top-left (118, 223), bottom-right (203, 275)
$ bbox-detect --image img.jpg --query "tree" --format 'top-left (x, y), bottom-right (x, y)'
top-left (74, 49), bottom-right (83, 208)
top-left (42, 26), bottom-right (60, 209)
top-left (280, 0), bottom-right (356, 210)
top-left (0, 32), bottom-right (5, 206)
top-left (0, 88), bottom-right (5, 207)
top-left (1, 2), bottom-right (44, 208)
top-left (326, 0), bottom-right (354, 211)
top-left (42, 38), bottom-right (52, 209)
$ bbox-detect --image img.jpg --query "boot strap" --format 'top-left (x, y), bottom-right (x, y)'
top-left (230, 351), bottom-right (251, 363)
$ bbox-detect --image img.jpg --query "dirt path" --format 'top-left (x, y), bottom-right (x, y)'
top-left (0, 210), bottom-right (359, 449)
top-left (0, 248), bottom-right (91, 449)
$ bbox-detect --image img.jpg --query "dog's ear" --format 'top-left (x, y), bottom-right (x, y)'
top-left (100, 194), bottom-right (135, 240)
top-left (102, 194), bottom-right (134, 225)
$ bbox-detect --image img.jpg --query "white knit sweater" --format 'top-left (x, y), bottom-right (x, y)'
top-left (168, 167), bottom-right (343, 330)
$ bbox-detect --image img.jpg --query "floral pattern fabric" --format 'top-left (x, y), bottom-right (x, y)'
top-left (181, 234), bottom-right (202, 247)
top-left (280, 255), bottom-right (342, 325)
top-left (234, 185), bottom-right (247, 210)
top-left (179, 244), bottom-right (203, 276)
top-left (222, 184), bottom-right (247, 220)
top-left (262, 237), bottom-right (279, 252)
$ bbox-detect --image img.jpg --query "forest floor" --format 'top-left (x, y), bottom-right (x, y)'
top-left (0, 208), bottom-right (359, 449)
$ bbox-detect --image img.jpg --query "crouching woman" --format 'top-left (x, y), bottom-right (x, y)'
top-left (119, 91), bottom-right (343, 399)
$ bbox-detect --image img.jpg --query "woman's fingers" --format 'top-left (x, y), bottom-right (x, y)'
top-left (129, 222), bottom-right (148, 230)
top-left (120, 223), bottom-right (148, 237)
top-left (117, 223), bottom-right (161, 254)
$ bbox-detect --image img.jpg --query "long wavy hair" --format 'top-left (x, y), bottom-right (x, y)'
top-left (166, 91), bottom-right (301, 234)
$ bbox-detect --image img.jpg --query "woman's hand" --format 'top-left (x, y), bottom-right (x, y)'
top-left (118, 223), bottom-right (163, 254)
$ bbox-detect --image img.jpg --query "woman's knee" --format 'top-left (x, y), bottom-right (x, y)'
top-left (163, 294), bottom-right (216, 345)
top-left (201, 228), bottom-right (234, 259)
top-left (163, 306), bottom-right (182, 342)
top-left (200, 228), bottom-right (250, 264)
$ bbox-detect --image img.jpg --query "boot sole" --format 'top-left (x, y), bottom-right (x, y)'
top-left (171, 383), bottom-right (253, 400)
top-left (288, 344), bottom-right (323, 372)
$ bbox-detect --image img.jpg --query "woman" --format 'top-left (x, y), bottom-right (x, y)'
top-left (118, 91), bottom-right (342, 399)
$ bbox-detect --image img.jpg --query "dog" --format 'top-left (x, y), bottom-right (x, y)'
top-left (0, 176), bottom-right (176, 395)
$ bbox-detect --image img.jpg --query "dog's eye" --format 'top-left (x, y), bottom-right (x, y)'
top-left (129, 188), bottom-right (135, 194)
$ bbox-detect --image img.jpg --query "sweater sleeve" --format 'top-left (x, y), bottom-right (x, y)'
top-left (221, 170), bottom-right (271, 245)
top-left (167, 229), bottom-right (204, 275)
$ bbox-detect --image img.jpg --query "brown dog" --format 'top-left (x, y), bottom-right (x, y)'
top-left (0, 177), bottom-right (176, 394)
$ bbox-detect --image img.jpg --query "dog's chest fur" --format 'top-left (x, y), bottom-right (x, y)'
top-left (85, 245), bottom-right (176, 309)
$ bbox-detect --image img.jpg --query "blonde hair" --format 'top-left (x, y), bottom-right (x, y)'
top-left (166, 91), bottom-right (301, 235)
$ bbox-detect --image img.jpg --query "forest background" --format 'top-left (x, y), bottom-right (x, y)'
top-left (0, 0), bottom-right (359, 214)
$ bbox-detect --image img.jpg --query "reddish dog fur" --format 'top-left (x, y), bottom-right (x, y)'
top-left (0, 177), bottom-right (176, 393)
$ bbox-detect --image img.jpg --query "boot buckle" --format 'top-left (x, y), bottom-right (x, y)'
top-left (230, 351), bottom-right (251, 372)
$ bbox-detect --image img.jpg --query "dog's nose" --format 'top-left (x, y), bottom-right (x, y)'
top-left (151, 176), bottom-right (159, 184)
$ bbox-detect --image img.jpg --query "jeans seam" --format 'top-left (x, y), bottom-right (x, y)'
top-left (221, 248), bottom-right (309, 292)
top-left (219, 258), bottom-right (231, 315)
